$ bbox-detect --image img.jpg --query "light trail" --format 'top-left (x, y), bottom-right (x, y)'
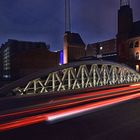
top-left (0, 85), bottom-right (139, 120)
top-left (130, 83), bottom-right (140, 87)
top-left (48, 91), bottom-right (140, 121)
top-left (1, 89), bottom-right (140, 132)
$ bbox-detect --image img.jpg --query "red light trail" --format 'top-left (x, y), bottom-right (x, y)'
top-left (0, 85), bottom-right (137, 119)
top-left (0, 84), bottom-right (140, 132)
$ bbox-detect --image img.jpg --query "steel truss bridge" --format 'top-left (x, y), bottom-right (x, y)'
top-left (3, 60), bottom-right (138, 96)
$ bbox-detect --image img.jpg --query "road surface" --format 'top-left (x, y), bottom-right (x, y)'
top-left (1, 98), bottom-right (140, 140)
top-left (1, 84), bottom-right (140, 139)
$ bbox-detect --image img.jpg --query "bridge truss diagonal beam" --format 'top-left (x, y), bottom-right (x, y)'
top-left (12, 61), bottom-right (140, 96)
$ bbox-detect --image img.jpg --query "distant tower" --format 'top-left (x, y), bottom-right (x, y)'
top-left (64, 0), bottom-right (71, 64)
top-left (63, 0), bottom-right (86, 64)
top-left (117, 0), bottom-right (133, 62)
top-left (118, 0), bottom-right (133, 35)
top-left (120, 0), bottom-right (130, 6)
top-left (65, 0), bottom-right (71, 32)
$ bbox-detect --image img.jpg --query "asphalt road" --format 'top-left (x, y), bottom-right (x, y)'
top-left (1, 84), bottom-right (140, 131)
top-left (1, 98), bottom-right (140, 140)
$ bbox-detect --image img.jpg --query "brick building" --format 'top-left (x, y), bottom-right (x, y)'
top-left (86, 39), bottom-right (117, 60)
top-left (63, 32), bottom-right (86, 64)
top-left (116, 0), bottom-right (140, 71)
top-left (85, 0), bottom-right (140, 72)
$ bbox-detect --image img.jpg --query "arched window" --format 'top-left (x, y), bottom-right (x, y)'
top-left (136, 65), bottom-right (139, 72)
top-left (129, 42), bottom-right (133, 48)
top-left (136, 52), bottom-right (139, 60)
top-left (135, 41), bottom-right (139, 48)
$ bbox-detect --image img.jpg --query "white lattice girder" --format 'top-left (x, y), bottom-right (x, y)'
top-left (13, 61), bottom-right (140, 95)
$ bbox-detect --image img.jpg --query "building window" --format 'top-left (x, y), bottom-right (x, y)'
top-left (135, 41), bottom-right (139, 48)
top-left (136, 65), bottom-right (139, 72)
top-left (129, 42), bottom-right (134, 48)
top-left (3, 74), bottom-right (11, 79)
top-left (136, 52), bottom-right (139, 60)
top-left (100, 46), bottom-right (103, 50)
top-left (2, 47), bottom-right (11, 79)
top-left (3, 47), bottom-right (10, 71)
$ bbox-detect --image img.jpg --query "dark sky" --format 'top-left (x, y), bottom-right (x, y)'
top-left (0, 0), bottom-right (140, 51)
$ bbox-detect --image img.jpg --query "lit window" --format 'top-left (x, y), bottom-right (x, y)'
top-left (100, 46), bottom-right (103, 50)
top-left (3, 74), bottom-right (11, 78)
top-left (3, 47), bottom-right (10, 71)
top-left (129, 42), bottom-right (133, 48)
top-left (3, 66), bottom-right (10, 70)
top-left (136, 65), bottom-right (139, 72)
top-left (136, 52), bottom-right (139, 60)
top-left (135, 41), bottom-right (139, 48)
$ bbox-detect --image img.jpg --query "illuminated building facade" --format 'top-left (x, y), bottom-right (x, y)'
top-left (85, 0), bottom-right (140, 72)
top-left (117, 0), bottom-right (140, 71)
top-left (63, 31), bottom-right (86, 63)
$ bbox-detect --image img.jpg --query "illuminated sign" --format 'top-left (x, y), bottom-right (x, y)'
top-left (59, 50), bottom-right (64, 65)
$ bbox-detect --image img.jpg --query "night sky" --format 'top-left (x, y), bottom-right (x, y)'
top-left (0, 0), bottom-right (140, 51)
